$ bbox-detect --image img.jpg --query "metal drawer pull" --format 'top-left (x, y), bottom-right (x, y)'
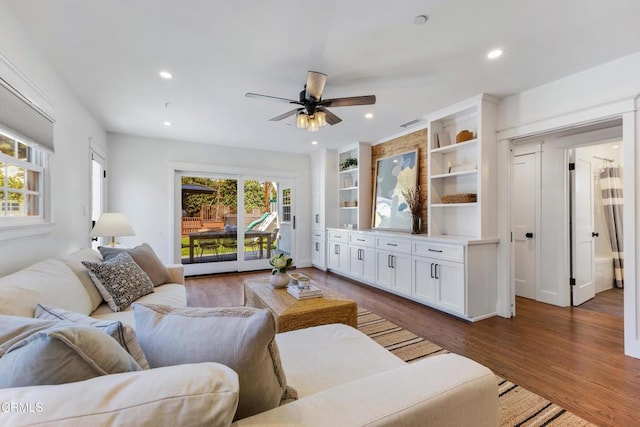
top-left (430, 263), bottom-right (434, 279)
top-left (357, 238), bottom-right (365, 241)
top-left (428, 249), bottom-right (443, 253)
top-left (386, 243), bottom-right (398, 247)
top-left (435, 264), bottom-right (439, 280)
top-left (315, 242), bottom-right (319, 251)
top-left (315, 214), bottom-right (320, 223)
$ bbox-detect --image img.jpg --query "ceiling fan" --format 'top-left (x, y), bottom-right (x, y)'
top-left (245, 71), bottom-right (376, 131)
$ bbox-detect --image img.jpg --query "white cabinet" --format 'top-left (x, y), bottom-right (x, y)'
top-left (311, 230), bottom-right (325, 268)
top-left (338, 143), bottom-right (371, 230)
top-left (327, 229), bottom-right (349, 273)
top-left (349, 232), bottom-right (375, 282)
top-left (427, 94), bottom-right (498, 239)
top-left (375, 236), bottom-right (412, 296)
top-left (412, 238), bottom-right (497, 319)
top-left (310, 149), bottom-right (337, 269)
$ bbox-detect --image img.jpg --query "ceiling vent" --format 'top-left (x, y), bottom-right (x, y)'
top-left (399, 118), bottom-right (422, 128)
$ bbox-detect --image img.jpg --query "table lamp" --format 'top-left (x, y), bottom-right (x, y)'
top-left (90, 213), bottom-right (135, 247)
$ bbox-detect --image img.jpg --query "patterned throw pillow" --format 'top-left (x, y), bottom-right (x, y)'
top-left (98, 243), bottom-right (172, 287)
top-left (82, 252), bottom-right (154, 312)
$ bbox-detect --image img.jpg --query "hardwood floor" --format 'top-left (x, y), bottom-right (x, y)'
top-left (185, 269), bottom-right (639, 427)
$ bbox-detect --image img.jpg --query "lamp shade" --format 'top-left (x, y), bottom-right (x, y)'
top-left (90, 213), bottom-right (135, 246)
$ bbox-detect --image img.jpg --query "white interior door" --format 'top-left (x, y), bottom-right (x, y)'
top-left (512, 152), bottom-right (538, 299)
top-left (571, 155), bottom-right (596, 306)
top-left (90, 150), bottom-right (106, 249)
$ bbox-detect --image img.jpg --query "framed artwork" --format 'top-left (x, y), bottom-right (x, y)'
top-left (372, 149), bottom-right (419, 231)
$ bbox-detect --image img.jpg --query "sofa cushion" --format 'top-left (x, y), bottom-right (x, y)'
top-left (133, 304), bottom-right (296, 421)
top-left (58, 247), bottom-right (105, 311)
top-left (0, 363), bottom-right (239, 427)
top-left (35, 304), bottom-right (149, 369)
top-left (275, 323), bottom-right (406, 397)
top-left (91, 283), bottom-right (187, 328)
top-left (83, 252), bottom-right (155, 312)
top-left (0, 258), bottom-right (94, 317)
top-left (0, 323), bottom-right (141, 388)
top-left (99, 243), bottom-right (172, 287)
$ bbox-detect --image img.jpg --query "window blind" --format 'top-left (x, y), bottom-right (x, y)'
top-left (0, 77), bottom-right (54, 153)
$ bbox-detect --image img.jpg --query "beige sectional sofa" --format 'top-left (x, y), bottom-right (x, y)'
top-left (0, 247), bottom-right (498, 426)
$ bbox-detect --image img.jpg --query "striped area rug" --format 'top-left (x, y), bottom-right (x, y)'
top-left (357, 308), bottom-right (596, 427)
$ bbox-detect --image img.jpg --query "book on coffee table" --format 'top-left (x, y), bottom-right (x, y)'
top-left (287, 284), bottom-right (323, 300)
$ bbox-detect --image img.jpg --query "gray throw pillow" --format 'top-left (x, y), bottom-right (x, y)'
top-left (82, 252), bottom-right (155, 312)
top-left (35, 304), bottom-right (149, 369)
top-left (99, 243), bottom-right (172, 287)
top-left (133, 304), bottom-right (297, 421)
top-left (0, 324), bottom-right (141, 388)
top-left (0, 315), bottom-right (61, 358)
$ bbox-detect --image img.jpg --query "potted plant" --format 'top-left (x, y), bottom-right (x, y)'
top-left (340, 156), bottom-right (358, 171)
top-left (401, 185), bottom-right (425, 234)
top-left (269, 253), bottom-right (293, 288)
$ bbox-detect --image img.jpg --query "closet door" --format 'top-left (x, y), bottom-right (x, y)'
top-left (571, 155), bottom-right (595, 305)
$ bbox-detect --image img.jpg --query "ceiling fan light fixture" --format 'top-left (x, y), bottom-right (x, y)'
top-left (308, 115), bottom-right (319, 132)
top-left (296, 112), bottom-right (308, 128)
top-left (315, 111), bottom-right (327, 126)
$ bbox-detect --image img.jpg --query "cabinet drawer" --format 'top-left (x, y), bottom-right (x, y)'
top-left (311, 230), bottom-right (325, 240)
top-left (349, 232), bottom-right (374, 247)
top-left (376, 236), bottom-right (411, 254)
top-left (413, 241), bottom-right (464, 262)
top-left (328, 229), bottom-right (349, 241)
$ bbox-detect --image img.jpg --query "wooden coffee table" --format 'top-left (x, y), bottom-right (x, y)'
top-left (243, 278), bottom-right (357, 333)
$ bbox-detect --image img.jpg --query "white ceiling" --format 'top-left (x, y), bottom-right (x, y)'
top-left (6, 0), bottom-right (640, 153)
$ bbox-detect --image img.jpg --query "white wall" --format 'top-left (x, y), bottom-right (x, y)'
top-left (106, 133), bottom-right (311, 266)
top-left (0, 1), bottom-right (107, 275)
top-left (497, 50), bottom-right (640, 357)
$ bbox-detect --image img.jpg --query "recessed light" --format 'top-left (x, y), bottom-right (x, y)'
top-left (612, 145), bottom-right (619, 149)
top-left (159, 71), bottom-right (173, 79)
top-left (365, 113), bottom-right (374, 119)
top-left (487, 49), bottom-right (503, 59)
top-left (163, 121), bottom-right (172, 127)
top-left (311, 140), bottom-right (318, 145)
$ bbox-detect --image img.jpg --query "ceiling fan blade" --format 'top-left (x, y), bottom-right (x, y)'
top-left (305, 71), bottom-right (327, 101)
top-left (317, 107), bottom-right (342, 125)
top-left (321, 95), bottom-right (376, 108)
top-left (269, 108), bottom-right (301, 122)
top-left (245, 92), bottom-right (300, 104)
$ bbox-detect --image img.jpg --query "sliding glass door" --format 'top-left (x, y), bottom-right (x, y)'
top-left (177, 171), bottom-right (294, 276)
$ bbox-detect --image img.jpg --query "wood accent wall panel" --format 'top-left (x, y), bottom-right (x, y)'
top-left (371, 128), bottom-right (428, 233)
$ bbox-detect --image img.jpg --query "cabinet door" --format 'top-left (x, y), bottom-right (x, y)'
top-left (391, 253), bottom-right (412, 296)
top-left (311, 193), bottom-right (322, 230)
top-left (338, 242), bottom-right (350, 273)
top-left (436, 260), bottom-right (465, 315)
top-left (349, 246), bottom-right (363, 277)
top-left (376, 250), bottom-right (393, 289)
top-left (412, 257), bottom-right (437, 304)
top-left (311, 239), bottom-right (325, 268)
top-left (361, 246), bottom-right (376, 283)
top-left (328, 242), bottom-right (341, 270)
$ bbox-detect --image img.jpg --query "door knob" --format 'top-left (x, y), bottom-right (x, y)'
top-left (592, 232), bottom-right (600, 237)
top-left (525, 232), bottom-right (534, 238)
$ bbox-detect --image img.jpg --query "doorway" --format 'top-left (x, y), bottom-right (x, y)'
top-left (511, 122), bottom-right (623, 308)
top-left (90, 149), bottom-right (106, 249)
top-left (176, 171), bottom-right (294, 276)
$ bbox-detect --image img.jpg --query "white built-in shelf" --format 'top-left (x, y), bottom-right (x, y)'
top-left (431, 203), bottom-right (478, 208)
top-left (339, 167), bottom-right (358, 174)
top-left (431, 138), bottom-right (478, 153)
top-left (339, 186), bottom-right (358, 191)
top-left (430, 170), bottom-right (478, 179)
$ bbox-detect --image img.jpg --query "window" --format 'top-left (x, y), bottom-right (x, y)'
top-left (282, 188), bottom-right (291, 222)
top-left (0, 129), bottom-right (46, 219)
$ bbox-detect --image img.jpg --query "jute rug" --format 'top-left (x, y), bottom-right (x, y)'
top-left (357, 308), bottom-right (596, 427)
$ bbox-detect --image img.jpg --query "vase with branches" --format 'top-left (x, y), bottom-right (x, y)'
top-left (402, 185), bottom-right (425, 234)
